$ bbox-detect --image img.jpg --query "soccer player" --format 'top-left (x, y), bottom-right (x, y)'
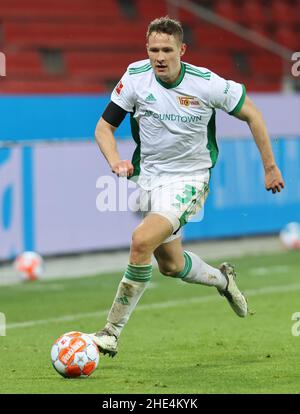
top-left (89, 17), bottom-right (285, 357)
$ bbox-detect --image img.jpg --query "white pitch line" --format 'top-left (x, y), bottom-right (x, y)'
top-left (248, 265), bottom-right (290, 276)
top-left (6, 282), bottom-right (300, 330)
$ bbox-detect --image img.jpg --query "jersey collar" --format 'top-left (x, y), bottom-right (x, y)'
top-left (155, 63), bottom-right (185, 89)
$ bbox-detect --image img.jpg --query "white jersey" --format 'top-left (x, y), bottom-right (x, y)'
top-left (111, 59), bottom-right (246, 189)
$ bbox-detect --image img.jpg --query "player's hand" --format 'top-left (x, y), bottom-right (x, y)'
top-left (111, 160), bottom-right (134, 177)
top-left (265, 164), bottom-right (285, 193)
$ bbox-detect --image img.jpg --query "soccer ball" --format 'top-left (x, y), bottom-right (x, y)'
top-left (51, 331), bottom-right (99, 378)
top-left (279, 222), bottom-right (300, 250)
top-left (14, 251), bottom-right (44, 281)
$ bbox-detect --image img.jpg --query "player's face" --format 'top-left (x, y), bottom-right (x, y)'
top-left (147, 32), bottom-right (186, 84)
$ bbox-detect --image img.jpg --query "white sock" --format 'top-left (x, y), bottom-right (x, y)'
top-left (104, 264), bottom-right (152, 338)
top-left (180, 251), bottom-right (227, 290)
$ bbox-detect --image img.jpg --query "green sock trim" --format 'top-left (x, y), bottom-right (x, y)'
top-left (124, 264), bottom-right (152, 282)
top-left (174, 251), bottom-right (192, 279)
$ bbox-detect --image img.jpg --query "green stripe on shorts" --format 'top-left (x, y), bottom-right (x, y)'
top-left (178, 183), bottom-right (209, 228)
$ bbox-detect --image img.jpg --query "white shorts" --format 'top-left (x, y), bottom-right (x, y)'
top-left (139, 178), bottom-right (209, 244)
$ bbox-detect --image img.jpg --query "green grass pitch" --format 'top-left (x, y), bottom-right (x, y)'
top-left (1, 250), bottom-right (300, 394)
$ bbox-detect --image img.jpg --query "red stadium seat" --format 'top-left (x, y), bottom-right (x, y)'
top-left (65, 51), bottom-right (147, 80)
top-left (136, 1), bottom-right (203, 27)
top-left (0, 0), bottom-right (121, 21)
top-left (275, 27), bottom-right (300, 50)
top-left (194, 25), bottom-right (254, 51)
top-left (178, 9), bottom-right (199, 26)
top-left (239, 1), bottom-right (269, 25)
top-left (214, 1), bottom-right (239, 22)
top-left (183, 51), bottom-right (237, 78)
top-left (248, 53), bottom-right (284, 77)
top-left (271, 0), bottom-right (299, 25)
top-left (5, 52), bottom-right (45, 77)
top-left (242, 77), bottom-right (282, 92)
top-left (3, 22), bottom-right (146, 49)
top-left (135, 0), bottom-right (168, 21)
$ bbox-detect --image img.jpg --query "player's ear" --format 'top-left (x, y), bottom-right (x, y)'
top-left (180, 43), bottom-right (187, 57)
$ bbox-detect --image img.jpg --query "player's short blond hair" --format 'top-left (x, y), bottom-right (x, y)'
top-left (146, 16), bottom-right (184, 44)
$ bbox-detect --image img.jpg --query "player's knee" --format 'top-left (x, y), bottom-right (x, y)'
top-left (131, 230), bottom-right (153, 255)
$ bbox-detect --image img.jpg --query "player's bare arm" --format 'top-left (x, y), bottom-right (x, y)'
top-left (234, 96), bottom-right (285, 193)
top-left (95, 117), bottom-right (134, 177)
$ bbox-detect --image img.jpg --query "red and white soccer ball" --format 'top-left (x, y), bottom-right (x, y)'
top-left (280, 222), bottom-right (300, 250)
top-left (14, 251), bottom-right (44, 281)
top-left (51, 331), bottom-right (100, 378)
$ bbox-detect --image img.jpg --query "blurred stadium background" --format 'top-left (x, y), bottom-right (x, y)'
top-left (0, 0), bottom-right (299, 277)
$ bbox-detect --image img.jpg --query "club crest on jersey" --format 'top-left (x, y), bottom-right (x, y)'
top-left (177, 96), bottom-right (202, 107)
top-left (115, 81), bottom-right (124, 95)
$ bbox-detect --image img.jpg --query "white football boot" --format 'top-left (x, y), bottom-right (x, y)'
top-left (88, 329), bottom-right (118, 358)
top-left (217, 262), bottom-right (248, 317)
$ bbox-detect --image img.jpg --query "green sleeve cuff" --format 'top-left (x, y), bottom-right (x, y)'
top-left (229, 84), bottom-right (246, 115)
